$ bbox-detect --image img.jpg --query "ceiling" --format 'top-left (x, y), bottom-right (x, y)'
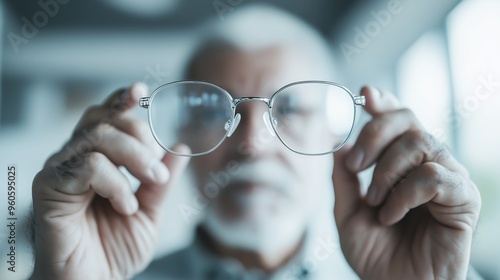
top-left (1, 0), bottom-right (461, 83)
top-left (3, 0), bottom-right (361, 35)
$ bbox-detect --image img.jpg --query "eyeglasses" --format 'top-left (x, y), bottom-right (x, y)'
top-left (139, 80), bottom-right (365, 156)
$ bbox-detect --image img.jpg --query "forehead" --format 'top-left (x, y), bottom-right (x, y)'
top-left (187, 44), bottom-right (317, 97)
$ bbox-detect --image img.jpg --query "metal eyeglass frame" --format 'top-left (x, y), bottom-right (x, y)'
top-left (139, 80), bottom-right (366, 156)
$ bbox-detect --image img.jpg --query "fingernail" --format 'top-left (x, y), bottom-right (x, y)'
top-left (367, 186), bottom-right (378, 205)
top-left (127, 196), bottom-right (138, 214)
top-left (150, 161), bottom-right (170, 183)
top-left (346, 146), bottom-right (364, 172)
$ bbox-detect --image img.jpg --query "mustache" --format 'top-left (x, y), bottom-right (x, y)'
top-left (204, 160), bottom-right (297, 194)
top-left (224, 160), bottom-right (298, 194)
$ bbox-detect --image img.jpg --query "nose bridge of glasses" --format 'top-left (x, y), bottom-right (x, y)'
top-left (233, 97), bottom-right (271, 106)
top-left (226, 97), bottom-right (276, 138)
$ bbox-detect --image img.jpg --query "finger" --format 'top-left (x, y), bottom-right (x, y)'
top-left (35, 152), bottom-right (138, 216)
top-left (365, 130), bottom-right (448, 206)
top-left (378, 162), bottom-right (478, 228)
top-left (345, 86), bottom-right (412, 173)
top-left (74, 83), bottom-right (148, 133)
top-left (90, 124), bottom-right (169, 184)
top-left (345, 108), bottom-right (421, 172)
top-left (332, 144), bottom-right (363, 226)
top-left (361, 86), bottom-right (402, 116)
top-left (112, 116), bottom-right (164, 158)
top-left (51, 123), bottom-right (168, 185)
top-left (135, 144), bottom-right (191, 223)
top-left (45, 121), bottom-right (168, 187)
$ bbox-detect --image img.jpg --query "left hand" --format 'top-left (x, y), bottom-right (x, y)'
top-left (332, 86), bottom-right (481, 280)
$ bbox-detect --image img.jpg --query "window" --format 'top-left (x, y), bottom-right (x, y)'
top-left (397, 0), bottom-right (500, 277)
top-left (397, 31), bottom-right (452, 148)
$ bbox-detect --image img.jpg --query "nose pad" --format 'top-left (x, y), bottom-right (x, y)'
top-left (263, 112), bottom-right (276, 137)
top-left (225, 113), bottom-right (241, 137)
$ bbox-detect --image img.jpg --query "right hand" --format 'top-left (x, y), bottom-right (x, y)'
top-left (31, 83), bottom-right (190, 280)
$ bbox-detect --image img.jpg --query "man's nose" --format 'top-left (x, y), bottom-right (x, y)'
top-left (228, 103), bottom-right (277, 155)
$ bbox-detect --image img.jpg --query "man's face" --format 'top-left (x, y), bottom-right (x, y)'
top-left (188, 44), bottom-right (332, 251)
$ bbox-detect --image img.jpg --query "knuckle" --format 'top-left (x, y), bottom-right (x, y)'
top-left (420, 162), bottom-right (445, 185)
top-left (50, 156), bottom-right (84, 183)
top-left (109, 88), bottom-right (129, 112)
top-left (93, 121), bottom-right (115, 134)
top-left (32, 170), bottom-right (48, 190)
top-left (73, 120), bottom-right (113, 142)
top-left (84, 122), bottom-right (115, 144)
top-left (71, 123), bottom-right (114, 154)
top-left (398, 108), bottom-right (417, 120)
top-left (31, 169), bottom-right (53, 197)
top-left (44, 151), bottom-right (64, 168)
top-left (84, 152), bottom-right (107, 173)
top-left (36, 155), bottom-right (87, 193)
top-left (404, 130), bottom-right (434, 152)
top-left (405, 129), bottom-right (427, 146)
top-left (452, 174), bottom-right (466, 192)
top-left (432, 143), bottom-right (450, 162)
top-left (421, 162), bottom-right (472, 199)
top-left (406, 129), bottom-right (450, 162)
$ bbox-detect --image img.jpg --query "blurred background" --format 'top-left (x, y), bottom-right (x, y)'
top-left (0, 0), bottom-right (499, 279)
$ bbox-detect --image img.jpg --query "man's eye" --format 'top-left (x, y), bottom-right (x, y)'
top-left (181, 107), bottom-right (230, 128)
top-left (198, 108), bottom-right (227, 121)
top-left (276, 105), bottom-right (301, 116)
top-left (276, 100), bottom-right (312, 116)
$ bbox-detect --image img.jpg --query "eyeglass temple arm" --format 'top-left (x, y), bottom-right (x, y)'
top-left (354, 96), bottom-right (366, 106)
top-left (139, 97), bottom-right (150, 108)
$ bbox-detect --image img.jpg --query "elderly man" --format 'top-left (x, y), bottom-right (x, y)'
top-left (30, 5), bottom-right (481, 280)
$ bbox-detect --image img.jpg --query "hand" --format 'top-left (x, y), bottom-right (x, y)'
top-left (332, 87), bottom-right (481, 280)
top-left (31, 84), bottom-right (190, 279)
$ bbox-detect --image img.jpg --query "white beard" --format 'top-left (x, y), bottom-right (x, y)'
top-left (200, 158), bottom-right (331, 255)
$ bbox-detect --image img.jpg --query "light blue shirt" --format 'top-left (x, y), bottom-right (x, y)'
top-left (134, 226), bottom-right (358, 280)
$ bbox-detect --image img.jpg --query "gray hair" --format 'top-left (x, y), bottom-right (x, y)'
top-left (183, 4), bottom-right (338, 80)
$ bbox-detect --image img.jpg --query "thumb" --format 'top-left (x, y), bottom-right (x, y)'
top-left (135, 144), bottom-right (191, 223)
top-left (333, 144), bottom-right (362, 225)
top-left (361, 86), bottom-right (402, 116)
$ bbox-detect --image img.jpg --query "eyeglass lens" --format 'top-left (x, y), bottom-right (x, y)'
top-left (271, 82), bottom-right (355, 155)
